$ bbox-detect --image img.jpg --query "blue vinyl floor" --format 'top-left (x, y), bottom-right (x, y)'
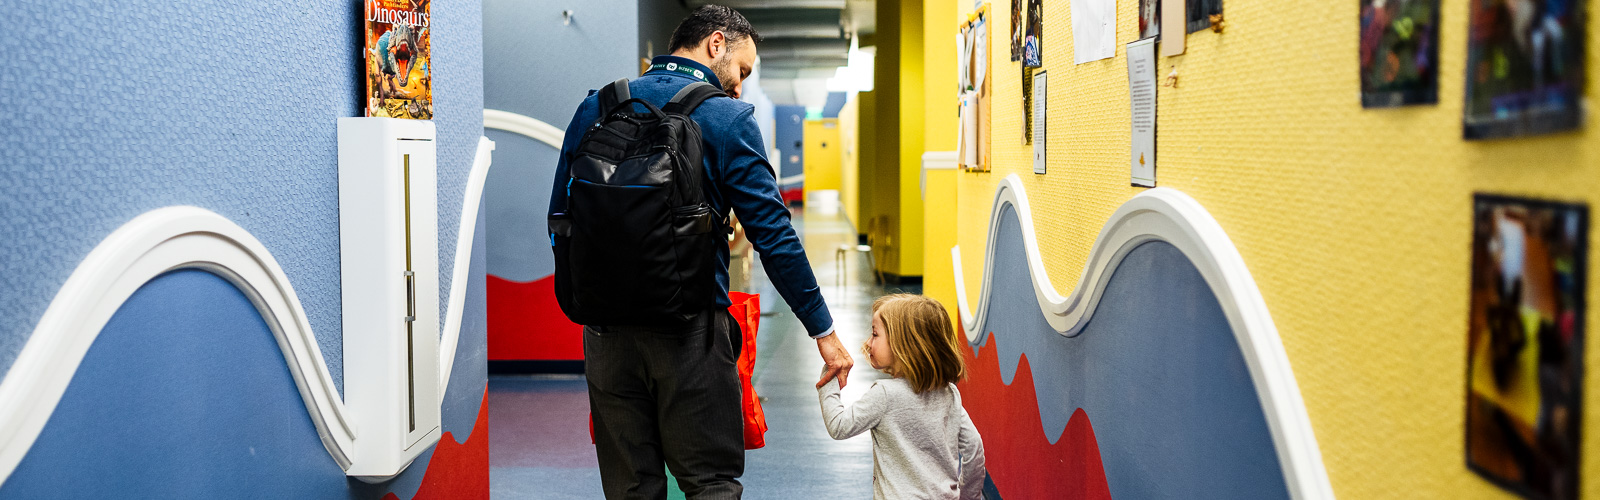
top-left (488, 208), bottom-right (921, 498)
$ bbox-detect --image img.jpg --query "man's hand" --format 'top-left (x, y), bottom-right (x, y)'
top-left (815, 333), bottom-right (855, 389)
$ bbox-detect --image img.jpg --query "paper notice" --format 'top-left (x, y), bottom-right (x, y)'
top-left (973, 18), bottom-right (988, 90)
top-left (1127, 38), bottom-right (1156, 186)
top-left (1160, 0), bottom-right (1185, 56)
top-left (1071, 0), bottom-right (1116, 63)
top-left (1032, 71), bottom-right (1047, 174)
top-left (960, 91), bottom-right (979, 168)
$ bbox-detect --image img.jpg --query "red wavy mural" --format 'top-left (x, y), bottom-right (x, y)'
top-left (959, 333), bottom-right (1111, 499)
top-left (780, 187), bottom-right (803, 205)
top-left (487, 274), bottom-right (583, 361)
top-left (385, 388), bottom-right (491, 500)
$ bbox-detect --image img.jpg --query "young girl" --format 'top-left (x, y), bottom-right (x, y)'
top-left (818, 294), bottom-right (986, 500)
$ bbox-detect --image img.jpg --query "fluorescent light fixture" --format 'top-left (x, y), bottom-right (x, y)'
top-left (826, 39), bottom-right (874, 92)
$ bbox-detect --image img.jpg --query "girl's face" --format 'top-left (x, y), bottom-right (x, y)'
top-left (866, 311), bottom-right (895, 372)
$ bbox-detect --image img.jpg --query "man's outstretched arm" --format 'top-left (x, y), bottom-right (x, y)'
top-left (717, 107), bottom-right (854, 387)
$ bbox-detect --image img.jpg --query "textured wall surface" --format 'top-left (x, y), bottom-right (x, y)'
top-left (483, 0), bottom-right (637, 128)
top-left (482, 0), bottom-right (636, 282)
top-left (0, 1), bottom-right (484, 395)
top-left (948, 0), bottom-right (1600, 497)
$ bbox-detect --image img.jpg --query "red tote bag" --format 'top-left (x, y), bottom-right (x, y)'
top-left (727, 291), bottom-right (769, 449)
top-left (589, 293), bottom-right (769, 449)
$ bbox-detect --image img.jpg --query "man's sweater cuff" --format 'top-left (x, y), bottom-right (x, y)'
top-left (795, 301), bottom-right (834, 338)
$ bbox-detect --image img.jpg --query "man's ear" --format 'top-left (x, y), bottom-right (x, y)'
top-left (707, 31), bottom-right (726, 59)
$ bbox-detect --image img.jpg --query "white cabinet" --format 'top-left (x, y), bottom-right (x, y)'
top-left (337, 117), bottom-right (442, 479)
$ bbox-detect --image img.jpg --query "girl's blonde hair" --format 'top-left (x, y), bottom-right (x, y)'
top-left (870, 294), bottom-right (967, 393)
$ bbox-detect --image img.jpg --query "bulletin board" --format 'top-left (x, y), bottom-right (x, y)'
top-left (958, 4), bottom-right (992, 172)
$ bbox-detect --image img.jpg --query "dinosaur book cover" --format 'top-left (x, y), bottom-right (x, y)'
top-left (365, 0), bottom-right (432, 120)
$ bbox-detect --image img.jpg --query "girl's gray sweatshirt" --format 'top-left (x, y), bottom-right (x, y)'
top-left (819, 377), bottom-right (986, 500)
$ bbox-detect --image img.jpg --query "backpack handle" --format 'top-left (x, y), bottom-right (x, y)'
top-left (597, 78), bottom-right (668, 121)
top-left (604, 97), bottom-right (668, 121)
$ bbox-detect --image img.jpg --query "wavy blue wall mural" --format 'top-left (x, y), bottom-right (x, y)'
top-left (951, 175), bottom-right (1333, 498)
top-left (963, 205), bottom-right (1286, 498)
top-left (0, 1), bottom-right (490, 497)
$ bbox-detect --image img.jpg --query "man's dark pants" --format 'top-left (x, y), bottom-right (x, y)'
top-left (584, 310), bottom-right (744, 500)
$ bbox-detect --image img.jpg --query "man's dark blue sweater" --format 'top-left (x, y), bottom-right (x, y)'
top-left (548, 55), bottom-right (835, 338)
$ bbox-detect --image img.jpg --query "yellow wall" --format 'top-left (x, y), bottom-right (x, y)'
top-left (865, 0), bottom-right (907, 277)
top-left (858, 0), bottom-right (956, 279)
top-left (922, 168), bottom-right (960, 329)
top-left (840, 96), bottom-right (861, 227)
top-left (924, 0), bottom-right (958, 156)
top-left (858, 88), bottom-right (879, 241)
top-left (803, 119), bottom-right (842, 193)
top-left (942, 0), bottom-right (1600, 497)
top-left (918, 0), bottom-right (960, 319)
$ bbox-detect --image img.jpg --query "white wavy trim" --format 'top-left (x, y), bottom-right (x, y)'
top-left (0, 137), bottom-right (495, 485)
top-left (437, 136), bottom-right (494, 390)
top-left (483, 109), bottom-right (564, 148)
top-left (0, 207), bottom-right (360, 479)
top-left (950, 174), bottom-right (1334, 499)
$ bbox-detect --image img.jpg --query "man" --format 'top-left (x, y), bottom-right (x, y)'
top-left (547, 5), bottom-right (855, 499)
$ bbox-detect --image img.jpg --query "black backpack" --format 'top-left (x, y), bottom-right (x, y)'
top-left (548, 78), bottom-right (729, 326)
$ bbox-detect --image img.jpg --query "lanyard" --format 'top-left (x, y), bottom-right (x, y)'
top-left (650, 62), bottom-right (710, 83)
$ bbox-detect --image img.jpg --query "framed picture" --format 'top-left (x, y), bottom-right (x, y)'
top-left (1022, 0), bottom-right (1043, 68)
top-left (1011, 0), bottom-right (1024, 61)
top-left (1185, 0), bottom-right (1221, 33)
top-left (1467, 194), bottom-right (1587, 500)
top-left (365, 0), bottom-right (433, 120)
top-left (1139, 0), bottom-right (1159, 40)
top-left (1359, 0), bottom-right (1439, 107)
top-left (1463, 0), bottom-right (1586, 139)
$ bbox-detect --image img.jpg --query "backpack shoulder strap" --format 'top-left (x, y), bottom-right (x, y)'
top-left (663, 82), bottom-right (726, 116)
top-left (597, 78), bottom-right (631, 114)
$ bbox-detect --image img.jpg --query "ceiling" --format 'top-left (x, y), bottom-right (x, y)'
top-left (687, 0), bottom-right (874, 106)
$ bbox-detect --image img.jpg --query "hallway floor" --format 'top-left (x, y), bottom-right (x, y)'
top-left (488, 207), bottom-right (920, 499)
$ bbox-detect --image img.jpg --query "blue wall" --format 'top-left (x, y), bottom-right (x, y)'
top-left (0, 270), bottom-right (355, 497)
top-left (482, 0), bottom-right (637, 281)
top-left (0, 1), bottom-right (484, 394)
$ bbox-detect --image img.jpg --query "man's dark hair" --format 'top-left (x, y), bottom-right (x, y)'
top-left (669, 5), bottom-right (762, 53)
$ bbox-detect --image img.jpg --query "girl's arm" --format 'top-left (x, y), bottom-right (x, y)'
top-left (817, 378), bottom-right (887, 440)
top-left (954, 388), bottom-right (986, 500)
